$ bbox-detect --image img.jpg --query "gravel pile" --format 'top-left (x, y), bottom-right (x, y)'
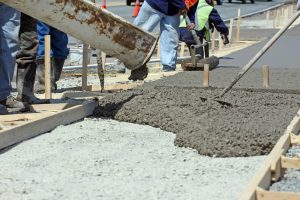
top-left (0, 119), bottom-right (265, 200)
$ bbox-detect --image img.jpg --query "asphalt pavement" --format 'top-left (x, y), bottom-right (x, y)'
top-left (219, 23), bottom-right (300, 69)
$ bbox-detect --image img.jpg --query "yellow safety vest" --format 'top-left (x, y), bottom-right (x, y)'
top-left (180, 0), bottom-right (213, 41)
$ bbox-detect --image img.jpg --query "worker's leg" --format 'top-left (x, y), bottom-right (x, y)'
top-left (133, 1), bottom-right (162, 32)
top-left (37, 22), bottom-right (51, 58)
top-left (159, 15), bottom-right (180, 71)
top-left (0, 4), bottom-right (26, 111)
top-left (49, 27), bottom-right (69, 90)
top-left (16, 14), bottom-right (49, 104)
top-left (0, 4), bottom-right (20, 100)
top-left (129, 1), bottom-right (162, 81)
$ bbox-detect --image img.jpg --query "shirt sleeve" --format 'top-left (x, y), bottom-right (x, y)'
top-left (209, 8), bottom-right (229, 35)
top-left (171, 0), bottom-right (187, 10)
top-left (187, 1), bottom-right (198, 23)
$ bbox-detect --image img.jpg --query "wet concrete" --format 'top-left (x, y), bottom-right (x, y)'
top-left (94, 71), bottom-right (300, 157)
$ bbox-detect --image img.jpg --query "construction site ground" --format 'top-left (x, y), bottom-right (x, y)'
top-left (1, 2), bottom-right (300, 200)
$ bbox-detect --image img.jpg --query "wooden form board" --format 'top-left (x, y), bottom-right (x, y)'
top-left (240, 109), bottom-right (300, 200)
top-left (0, 100), bottom-right (97, 150)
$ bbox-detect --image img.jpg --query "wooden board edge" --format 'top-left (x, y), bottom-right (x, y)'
top-left (281, 156), bottom-right (300, 169)
top-left (284, 108), bottom-right (300, 134)
top-left (256, 187), bottom-right (300, 200)
top-left (0, 100), bottom-right (97, 151)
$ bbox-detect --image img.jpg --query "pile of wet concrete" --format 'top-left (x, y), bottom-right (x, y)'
top-left (94, 70), bottom-right (300, 157)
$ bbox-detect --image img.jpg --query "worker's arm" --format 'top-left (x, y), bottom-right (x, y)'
top-left (209, 8), bottom-right (229, 44)
top-left (171, 0), bottom-right (188, 12)
top-left (187, 1), bottom-right (199, 24)
top-left (208, 9), bottom-right (229, 36)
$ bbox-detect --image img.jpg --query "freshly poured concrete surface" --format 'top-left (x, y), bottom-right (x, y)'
top-left (0, 119), bottom-right (264, 200)
top-left (94, 83), bottom-right (299, 157)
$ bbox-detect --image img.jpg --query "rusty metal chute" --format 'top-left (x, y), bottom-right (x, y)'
top-left (0, 0), bottom-right (158, 70)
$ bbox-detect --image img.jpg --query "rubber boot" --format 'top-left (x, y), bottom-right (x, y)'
top-left (16, 63), bottom-right (50, 104)
top-left (52, 57), bottom-right (65, 90)
top-left (35, 58), bottom-right (46, 93)
top-left (0, 104), bottom-right (8, 115)
top-left (35, 57), bottom-right (64, 92)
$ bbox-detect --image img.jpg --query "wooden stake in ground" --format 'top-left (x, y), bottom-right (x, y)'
top-left (180, 42), bottom-right (185, 57)
top-left (156, 39), bottom-right (161, 68)
top-left (236, 8), bottom-right (241, 42)
top-left (82, 44), bottom-right (89, 91)
top-left (44, 35), bottom-right (52, 99)
top-left (228, 18), bottom-right (234, 43)
top-left (101, 51), bottom-right (106, 68)
top-left (263, 65), bottom-right (270, 88)
top-left (211, 30), bottom-right (216, 53)
top-left (219, 33), bottom-right (224, 50)
top-left (266, 10), bottom-right (270, 27)
top-left (203, 64), bottom-right (209, 87)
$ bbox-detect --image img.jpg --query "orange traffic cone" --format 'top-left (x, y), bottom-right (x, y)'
top-left (132, 0), bottom-right (140, 17)
top-left (101, 0), bottom-right (106, 9)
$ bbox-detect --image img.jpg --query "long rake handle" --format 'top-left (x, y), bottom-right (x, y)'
top-left (218, 11), bottom-right (300, 98)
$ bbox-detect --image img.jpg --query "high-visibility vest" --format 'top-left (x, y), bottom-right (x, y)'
top-left (196, 0), bottom-right (213, 41)
top-left (180, 0), bottom-right (213, 41)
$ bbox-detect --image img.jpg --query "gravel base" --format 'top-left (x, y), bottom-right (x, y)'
top-left (0, 119), bottom-right (264, 200)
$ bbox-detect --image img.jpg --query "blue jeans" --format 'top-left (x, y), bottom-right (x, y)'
top-left (37, 22), bottom-right (69, 59)
top-left (0, 4), bottom-right (20, 101)
top-left (134, 1), bottom-right (180, 71)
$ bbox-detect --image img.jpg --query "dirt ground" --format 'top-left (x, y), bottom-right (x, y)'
top-left (94, 70), bottom-right (300, 157)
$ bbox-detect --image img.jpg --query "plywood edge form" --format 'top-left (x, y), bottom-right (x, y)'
top-left (256, 187), bottom-right (300, 200)
top-left (290, 133), bottom-right (300, 145)
top-left (0, 100), bottom-right (97, 150)
top-left (281, 156), bottom-right (300, 169)
top-left (284, 108), bottom-right (300, 134)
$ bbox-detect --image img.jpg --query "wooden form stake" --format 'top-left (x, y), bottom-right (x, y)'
top-left (262, 65), bottom-right (269, 88)
top-left (203, 64), bottom-right (209, 87)
top-left (236, 8), bottom-right (241, 42)
top-left (266, 11), bottom-right (270, 27)
top-left (82, 43), bottom-right (89, 91)
top-left (156, 39), bottom-right (161, 68)
top-left (211, 30), bottom-right (216, 53)
top-left (44, 35), bottom-right (51, 99)
top-left (180, 42), bottom-right (185, 57)
top-left (101, 51), bottom-right (106, 68)
top-left (228, 18), bottom-right (234, 43)
top-left (219, 33), bottom-right (224, 50)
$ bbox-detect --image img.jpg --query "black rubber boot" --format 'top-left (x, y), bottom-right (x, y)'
top-left (0, 103), bottom-right (8, 115)
top-left (17, 63), bottom-right (50, 104)
top-left (52, 57), bottom-right (65, 90)
top-left (35, 57), bottom-right (65, 92)
top-left (35, 58), bottom-right (46, 93)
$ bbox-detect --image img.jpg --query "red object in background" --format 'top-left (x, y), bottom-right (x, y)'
top-left (102, 0), bottom-right (107, 9)
top-left (132, 0), bottom-right (140, 17)
top-left (127, 0), bottom-right (144, 6)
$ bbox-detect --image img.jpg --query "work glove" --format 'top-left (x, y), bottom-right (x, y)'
top-left (221, 34), bottom-right (229, 45)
